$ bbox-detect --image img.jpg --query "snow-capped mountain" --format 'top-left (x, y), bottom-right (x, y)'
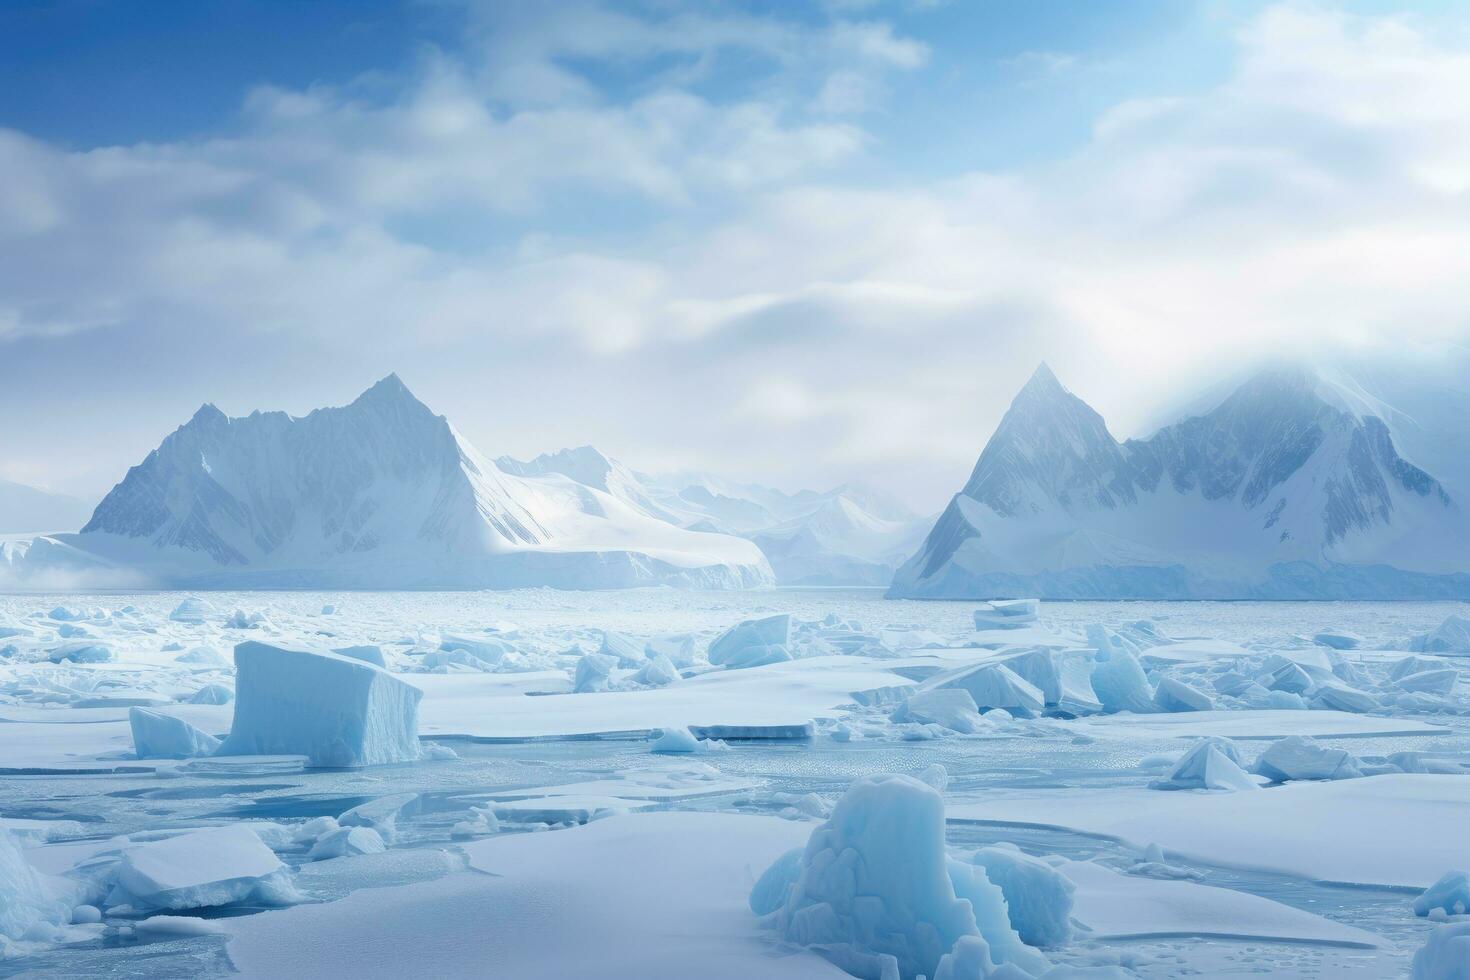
top-left (498, 446), bottom-right (929, 586)
top-left (0, 479), bottom-right (93, 534)
top-left (890, 363), bottom-right (1470, 599)
top-left (8, 377), bottom-right (771, 589)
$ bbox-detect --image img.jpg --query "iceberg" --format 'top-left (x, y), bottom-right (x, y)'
top-left (965, 845), bottom-right (1075, 947)
top-left (759, 773), bottom-right (1044, 979)
top-left (217, 642), bottom-right (423, 768)
top-left (129, 707), bottom-right (221, 760)
top-left (106, 825), bottom-right (298, 912)
top-left (707, 614), bottom-right (792, 669)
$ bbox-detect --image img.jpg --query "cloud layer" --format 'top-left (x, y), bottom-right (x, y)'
top-left (3, 3), bottom-right (1469, 508)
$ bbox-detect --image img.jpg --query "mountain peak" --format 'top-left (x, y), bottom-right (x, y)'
top-left (1019, 361), bottom-right (1064, 396)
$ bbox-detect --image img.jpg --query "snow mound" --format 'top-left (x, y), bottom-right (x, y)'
top-left (129, 707), bottom-right (221, 760)
top-left (759, 773), bottom-right (1045, 979)
top-left (707, 614), bottom-right (792, 669)
top-left (106, 826), bottom-right (298, 913)
top-left (217, 642), bottom-right (423, 768)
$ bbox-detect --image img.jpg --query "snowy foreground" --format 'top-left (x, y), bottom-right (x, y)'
top-left (3, 592), bottom-right (1470, 978)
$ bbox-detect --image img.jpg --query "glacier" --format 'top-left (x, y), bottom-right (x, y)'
top-left (891, 363), bottom-right (1470, 599)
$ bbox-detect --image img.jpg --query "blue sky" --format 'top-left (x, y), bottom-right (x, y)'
top-left (3, 1), bottom-right (1470, 509)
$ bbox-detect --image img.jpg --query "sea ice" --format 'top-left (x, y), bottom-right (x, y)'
top-left (47, 642), bottom-right (112, 664)
top-left (216, 642), bottom-right (423, 767)
top-left (1411, 615), bottom-right (1470, 655)
top-left (1313, 630), bottom-right (1363, 650)
top-left (128, 707), bottom-right (221, 760)
top-left (167, 598), bottom-right (213, 624)
top-left (1090, 646), bottom-right (1154, 714)
top-left (307, 827), bottom-right (387, 861)
top-left (106, 825), bottom-right (298, 912)
top-left (707, 614), bottom-right (792, 669)
top-left (598, 630), bottom-right (645, 667)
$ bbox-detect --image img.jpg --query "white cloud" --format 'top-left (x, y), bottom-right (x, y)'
top-left (4, 3), bottom-right (1470, 508)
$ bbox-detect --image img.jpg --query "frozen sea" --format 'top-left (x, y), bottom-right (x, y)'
top-left (2, 589), bottom-right (1469, 978)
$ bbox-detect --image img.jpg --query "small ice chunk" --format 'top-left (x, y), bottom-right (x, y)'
top-left (189, 683), bottom-right (234, 705)
top-left (47, 642), bottom-right (113, 664)
top-left (1263, 661), bottom-right (1313, 694)
top-left (1392, 655), bottom-right (1447, 681)
top-left (438, 635), bottom-right (509, 665)
top-left (927, 662), bottom-right (1044, 718)
top-left (890, 689), bottom-right (987, 733)
top-left (918, 764), bottom-right (950, 792)
top-left (1411, 920), bottom-right (1470, 979)
top-left (168, 598), bottom-right (213, 624)
top-left (1255, 736), bottom-right (1362, 782)
top-left (973, 599), bottom-right (1039, 631)
top-left (967, 844), bottom-right (1075, 946)
top-left (307, 827), bottom-right (386, 861)
top-left (573, 652), bottom-right (618, 694)
top-left (759, 773), bottom-right (1046, 979)
top-left (225, 609), bottom-right (268, 630)
top-left (1398, 669), bottom-right (1459, 695)
top-left (0, 828), bottom-right (73, 943)
top-left (707, 614), bottom-right (792, 669)
top-left (646, 633), bottom-right (697, 668)
top-left (216, 642), bottom-right (423, 768)
top-left (1410, 615), bottom-right (1470, 656)
top-left (1312, 682), bottom-right (1377, 714)
top-left (178, 645), bottom-right (228, 666)
top-left (133, 915), bottom-right (226, 940)
top-left (649, 726), bottom-right (700, 754)
top-left (1151, 737), bottom-right (1258, 792)
top-left (106, 826), bottom-right (297, 912)
top-left (332, 645), bottom-right (387, 668)
top-left (630, 653), bottom-right (680, 688)
top-left (1415, 871), bottom-right (1470, 918)
top-left (339, 793), bottom-right (418, 840)
top-left (1090, 644), bottom-right (1155, 714)
top-left (598, 630), bottom-right (645, 667)
top-left (1313, 630), bottom-right (1363, 650)
top-left (129, 707), bottom-right (221, 760)
top-left (1152, 677), bottom-right (1213, 713)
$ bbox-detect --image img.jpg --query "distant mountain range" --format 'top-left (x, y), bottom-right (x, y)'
top-left (890, 363), bottom-right (1470, 599)
top-left (0, 479), bottom-right (93, 535)
top-left (497, 447), bottom-right (931, 586)
top-left (4, 377), bottom-right (771, 589)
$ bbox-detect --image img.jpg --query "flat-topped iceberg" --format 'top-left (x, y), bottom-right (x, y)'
top-left (217, 642), bottom-right (422, 768)
top-left (107, 825), bottom-right (298, 912)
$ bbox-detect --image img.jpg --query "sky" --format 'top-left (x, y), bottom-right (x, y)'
top-left (3, 0), bottom-right (1470, 512)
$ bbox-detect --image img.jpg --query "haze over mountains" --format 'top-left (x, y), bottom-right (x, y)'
top-left (5, 362), bottom-right (1469, 597)
top-left (890, 363), bottom-right (1470, 599)
top-left (0, 479), bottom-right (93, 535)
